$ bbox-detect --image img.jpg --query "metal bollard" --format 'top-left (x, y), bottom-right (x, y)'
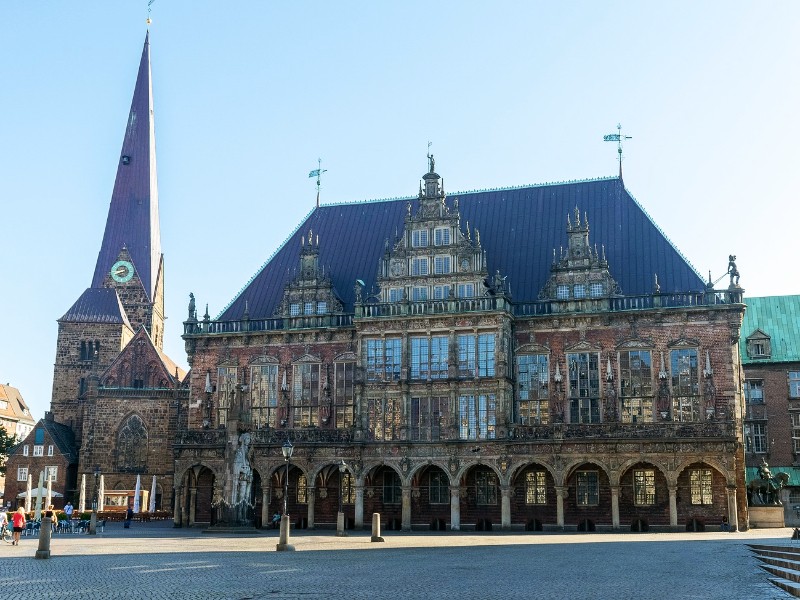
top-left (35, 517), bottom-right (52, 559)
top-left (371, 512), bottom-right (384, 543)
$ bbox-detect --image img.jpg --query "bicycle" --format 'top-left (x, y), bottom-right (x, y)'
top-left (1, 524), bottom-right (12, 544)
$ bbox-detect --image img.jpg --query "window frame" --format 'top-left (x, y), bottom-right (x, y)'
top-left (576, 471), bottom-right (599, 506)
top-left (633, 469), bottom-right (656, 506)
top-left (525, 471), bottom-right (547, 505)
top-left (689, 469), bottom-right (713, 505)
top-left (17, 467), bottom-right (28, 482)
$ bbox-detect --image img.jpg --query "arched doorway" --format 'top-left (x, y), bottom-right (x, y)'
top-left (461, 465), bottom-right (501, 532)
top-left (411, 465), bottom-right (450, 531)
top-left (512, 463), bottom-right (556, 531)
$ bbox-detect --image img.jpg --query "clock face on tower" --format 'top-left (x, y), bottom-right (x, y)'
top-left (111, 260), bottom-right (135, 283)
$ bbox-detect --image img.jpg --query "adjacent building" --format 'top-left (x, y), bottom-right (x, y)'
top-left (740, 295), bottom-right (800, 524)
top-left (0, 384), bottom-right (35, 500)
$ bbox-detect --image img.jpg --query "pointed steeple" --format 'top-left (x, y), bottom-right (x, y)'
top-left (91, 32), bottom-right (161, 301)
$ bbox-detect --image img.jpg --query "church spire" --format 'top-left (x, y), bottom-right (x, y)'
top-left (91, 32), bottom-right (161, 301)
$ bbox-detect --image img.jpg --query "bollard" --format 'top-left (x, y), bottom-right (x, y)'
top-left (35, 517), bottom-right (52, 559)
top-left (370, 512), bottom-right (384, 543)
top-left (275, 514), bottom-right (295, 551)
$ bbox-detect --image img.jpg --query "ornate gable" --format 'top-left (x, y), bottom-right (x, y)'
top-left (274, 231), bottom-right (344, 318)
top-left (100, 327), bottom-right (176, 389)
top-left (538, 207), bottom-right (621, 312)
top-left (375, 156), bottom-right (496, 304)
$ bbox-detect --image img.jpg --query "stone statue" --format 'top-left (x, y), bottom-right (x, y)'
top-left (727, 255), bottom-right (740, 287)
top-left (428, 153), bottom-right (435, 173)
top-left (188, 293), bottom-right (196, 320)
top-left (233, 432), bottom-right (253, 521)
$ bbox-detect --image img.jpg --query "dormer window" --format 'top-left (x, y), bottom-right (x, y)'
top-left (412, 230), bottom-right (429, 248)
top-left (590, 283), bottom-right (603, 297)
top-left (746, 330), bottom-right (771, 359)
top-left (316, 301), bottom-right (327, 314)
top-left (574, 284), bottom-right (586, 299)
top-left (290, 303), bottom-right (300, 317)
top-left (304, 302), bottom-right (314, 315)
top-left (557, 285), bottom-right (570, 300)
top-left (434, 227), bottom-right (450, 246)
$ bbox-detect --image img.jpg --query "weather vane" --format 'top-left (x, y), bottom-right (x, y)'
top-left (147, 0), bottom-right (156, 26)
top-left (603, 123), bottom-right (632, 178)
top-left (308, 158), bottom-right (327, 208)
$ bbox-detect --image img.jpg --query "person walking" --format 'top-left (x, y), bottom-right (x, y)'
top-left (64, 502), bottom-right (73, 519)
top-left (124, 506), bottom-right (134, 529)
top-left (11, 507), bottom-right (26, 546)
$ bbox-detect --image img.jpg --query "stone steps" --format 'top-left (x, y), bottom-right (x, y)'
top-left (749, 544), bottom-right (800, 597)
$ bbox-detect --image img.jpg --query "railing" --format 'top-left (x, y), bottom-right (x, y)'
top-left (175, 429), bottom-right (227, 445)
top-left (175, 427), bottom-right (354, 446)
top-left (184, 288), bottom-right (743, 336)
top-left (510, 421), bottom-right (736, 441)
top-left (98, 387), bottom-right (188, 399)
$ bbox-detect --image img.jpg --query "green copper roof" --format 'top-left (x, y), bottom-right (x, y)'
top-left (741, 295), bottom-right (800, 364)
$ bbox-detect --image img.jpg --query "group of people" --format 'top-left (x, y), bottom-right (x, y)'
top-left (1, 501), bottom-right (77, 545)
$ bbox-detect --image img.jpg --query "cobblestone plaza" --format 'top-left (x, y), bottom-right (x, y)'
top-left (0, 522), bottom-right (794, 599)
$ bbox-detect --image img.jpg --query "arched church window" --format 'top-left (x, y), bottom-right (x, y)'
top-left (117, 414), bottom-right (148, 472)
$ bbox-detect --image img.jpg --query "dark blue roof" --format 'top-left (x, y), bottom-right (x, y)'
top-left (219, 177), bottom-right (705, 320)
top-left (91, 32), bottom-right (161, 301)
top-left (60, 288), bottom-right (131, 325)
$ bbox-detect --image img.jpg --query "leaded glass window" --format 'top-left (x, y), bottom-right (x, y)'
top-left (690, 469), bottom-right (712, 505)
top-left (341, 472), bottom-right (355, 504)
top-left (745, 380), bottom-right (764, 404)
top-left (292, 362), bottom-right (320, 427)
top-left (364, 338), bottom-right (402, 381)
top-left (568, 352), bottom-right (600, 424)
top-left (576, 471), bottom-right (599, 506)
top-left (458, 335), bottom-right (476, 377)
top-left (368, 397), bottom-right (402, 441)
top-left (620, 350), bottom-right (653, 423)
top-left (410, 396), bottom-right (449, 441)
top-left (297, 475), bottom-right (308, 504)
top-left (117, 414), bottom-right (147, 472)
top-left (334, 361), bottom-right (355, 428)
top-left (478, 333), bottom-right (495, 377)
top-left (458, 394), bottom-right (496, 440)
top-left (434, 227), bottom-right (450, 246)
top-left (476, 469), bottom-right (498, 505)
top-left (671, 348), bottom-right (699, 421)
top-left (383, 471), bottom-right (401, 504)
top-left (525, 471), bottom-right (547, 504)
top-left (633, 469), bottom-right (655, 505)
top-left (217, 366), bottom-right (238, 427)
top-left (517, 354), bottom-right (549, 424)
top-left (250, 364), bottom-right (279, 428)
top-left (790, 372), bottom-right (800, 398)
top-left (411, 336), bottom-right (448, 380)
top-left (429, 471), bottom-right (449, 504)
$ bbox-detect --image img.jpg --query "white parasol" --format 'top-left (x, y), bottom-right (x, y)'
top-left (78, 474), bottom-right (86, 512)
top-left (148, 475), bottom-right (157, 512)
top-left (25, 474), bottom-right (32, 512)
top-left (133, 474), bottom-right (142, 513)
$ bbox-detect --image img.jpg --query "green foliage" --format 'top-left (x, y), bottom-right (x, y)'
top-left (0, 428), bottom-right (18, 476)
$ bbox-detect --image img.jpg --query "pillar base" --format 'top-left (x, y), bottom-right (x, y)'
top-left (276, 514), bottom-right (295, 551)
top-left (35, 550), bottom-right (51, 559)
top-left (336, 512), bottom-right (348, 537)
top-left (275, 543), bottom-right (296, 552)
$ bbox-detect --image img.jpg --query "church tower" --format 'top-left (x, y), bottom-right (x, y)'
top-left (50, 33), bottom-right (164, 435)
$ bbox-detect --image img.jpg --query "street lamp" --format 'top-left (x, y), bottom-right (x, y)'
top-left (89, 466), bottom-right (101, 535)
top-left (277, 439), bottom-right (295, 551)
top-left (337, 460), bottom-right (348, 537)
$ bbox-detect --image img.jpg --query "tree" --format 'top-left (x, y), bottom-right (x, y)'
top-left (0, 427), bottom-right (18, 476)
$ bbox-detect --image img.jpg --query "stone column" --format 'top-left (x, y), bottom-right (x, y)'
top-left (307, 487), bottom-right (316, 530)
top-left (668, 486), bottom-right (678, 528)
top-left (354, 485), bottom-right (364, 529)
top-left (173, 485), bottom-right (182, 527)
top-left (450, 486), bottom-right (461, 531)
top-left (401, 486), bottom-right (411, 531)
top-left (260, 487), bottom-right (269, 529)
top-left (501, 485), bottom-right (511, 530)
top-left (726, 486), bottom-right (739, 532)
top-left (555, 486), bottom-right (566, 529)
top-left (188, 487), bottom-right (197, 527)
top-left (610, 485), bottom-right (620, 529)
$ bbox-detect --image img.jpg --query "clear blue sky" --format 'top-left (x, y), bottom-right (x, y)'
top-left (2, 2), bottom-right (799, 421)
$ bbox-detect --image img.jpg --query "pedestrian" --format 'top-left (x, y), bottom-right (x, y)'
top-left (0, 508), bottom-right (7, 532)
top-left (271, 512), bottom-right (281, 528)
top-left (45, 504), bottom-right (58, 532)
top-left (124, 506), bottom-right (134, 529)
top-left (11, 507), bottom-right (26, 546)
top-left (64, 501), bottom-right (73, 519)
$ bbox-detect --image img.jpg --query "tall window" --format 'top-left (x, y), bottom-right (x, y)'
top-left (250, 363), bottom-right (279, 428)
top-left (745, 423), bottom-right (767, 454)
top-left (412, 229), bottom-right (429, 248)
top-left (568, 352), bottom-right (600, 424)
top-left (458, 335), bottom-right (476, 376)
top-left (412, 257), bottom-right (429, 275)
top-left (23, 445), bottom-right (29, 457)
top-left (478, 334), bottom-right (495, 377)
top-left (365, 338), bottom-right (402, 381)
top-left (790, 372), bottom-right (800, 398)
top-left (117, 414), bottom-right (147, 472)
top-left (17, 467), bottom-right (28, 482)
top-left (458, 334), bottom-right (495, 377)
top-left (383, 471), bottom-right (401, 504)
top-left (433, 227), bottom-right (450, 246)
top-left (45, 466), bottom-right (58, 482)
top-left (334, 361), bottom-right (355, 428)
top-left (434, 256), bottom-right (451, 274)
top-left (341, 472), bottom-right (355, 504)
top-left (297, 475), bottom-right (308, 504)
top-left (793, 413), bottom-right (800, 453)
top-left (410, 396), bottom-right (449, 441)
top-left (620, 350), bottom-right (653, 423)
top-left (457, 283), bottom-right (475, 298)
top-left (458, 394), bottom-right (496, 440)
top-left (476, 469), bottom-right (498, 505)
top-left (525, 471), bottom-right (547, 505)
top-left (690, 469), bottom-right (712, 505)
top-left (292, 363), bottom-right (321, 427)
top-left (33, 445), bottom-right (44, 457)
top-left (429, 471), bottom-right (449, 504)
top-left (517, 354), bottom-right (549, 424)
top-left (671, 349), bottom-right (699, 421)
top-left (216, 366), bottom-right (238, 427)
top-left (633, 469), bottom-right (655, 505)
top-left (368, 397), bottom-right (402, 441)
top-left (411, 336), bottom-right (448, 380)
top-left (745, 380), bottom-right (764, 404)
top-left (576, 471), bottom-right (599, 506)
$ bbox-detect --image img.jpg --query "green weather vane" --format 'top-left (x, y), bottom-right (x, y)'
top-left (308, 158), bottom-right (327, 208)
top-left (603, 123), bottom-right (632, 178)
